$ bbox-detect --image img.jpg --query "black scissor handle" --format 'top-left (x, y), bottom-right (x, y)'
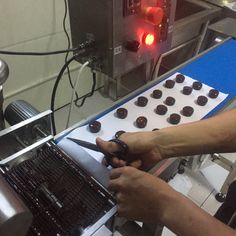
top-left (109, 138), bottom-right (129, 161)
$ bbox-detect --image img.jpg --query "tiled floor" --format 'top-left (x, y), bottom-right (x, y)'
top-left (54, 91), bottom-right (233, 236)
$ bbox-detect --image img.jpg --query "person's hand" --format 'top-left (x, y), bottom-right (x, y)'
top-left (108, 166), bottom-right (176, 224)
top-left (96, 131), bottom-right (163, 169)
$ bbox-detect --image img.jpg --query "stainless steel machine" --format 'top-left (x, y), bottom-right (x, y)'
top-left (68, 0), bottom-right (177, 78)
top-left (0, 58), bottom-right (9, 130)
top-left (0, 100), bottom-right (116, 236)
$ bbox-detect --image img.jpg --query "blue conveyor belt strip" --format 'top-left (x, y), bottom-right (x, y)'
top-left (179, 39), bottom-right (236, 117)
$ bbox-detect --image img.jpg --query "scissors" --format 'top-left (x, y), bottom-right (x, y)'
top-left (67, 137), bottom-right (129, 166)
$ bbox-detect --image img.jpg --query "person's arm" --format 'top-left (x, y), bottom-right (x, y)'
top-left (109, 167), bottom-right (236, 236)
top-left (156, 108), bottom-right (236, 159)
top-left (97, 109), bottom-right (236, 168)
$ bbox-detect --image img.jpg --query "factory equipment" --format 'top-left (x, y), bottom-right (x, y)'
top-left (68, 0), bottom-right (177, 78)
top-left (0, 100), bottom-right (116, 236)
top-left (0, 58), bottom-right (9, 130)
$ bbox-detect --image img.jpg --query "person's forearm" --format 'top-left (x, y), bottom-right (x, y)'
top-left (160, 191), bottom-right (236, 236)
top-left (154, 109), bottom-right (236, 158)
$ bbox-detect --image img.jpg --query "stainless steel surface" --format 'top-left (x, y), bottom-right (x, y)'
top-left (0, 175), bottom-right (32, 236)
top-left (91, 225), bottom-right (112, 236)
top-left (0, 135), bottom-right (53, 166)
top-left (0, 58), bottom-right (9, 86)
top-left (208, 17), bottom-right (236, 38)
top-left (68, 0), bottom-right (176, 78)
top-left (172, 0), bottom-right (221, 48)
top-left (203, 0), bottom-right (236, 7)
top-left (0, 58), bottom-right (9, 130)
top-left (0, 110), bottom-right (52, 161)
top-left (0, 108), bottom-right (117, 235)
top-left (2, 141), bottom-right (116, 235)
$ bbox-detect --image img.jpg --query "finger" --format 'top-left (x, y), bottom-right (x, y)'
top-left (115, 192), bottom-right (124, 204)
top-left (112, 157), bottom-right (126, 167)
top-left (129, 159), bottom-right (142, 169)
top-left (108, 179), bottom-right (121, 192)
top-left (96, 137), bottom-right (120, 153)
top-left (109, 168), bottom-right (123, 179)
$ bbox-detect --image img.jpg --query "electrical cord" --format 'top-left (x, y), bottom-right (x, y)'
top-left (0, 48), bottom-right (79, 56)
top-left (53, 85), bottom-right (103, 113)
top-left (51, 54), bottom-right (77, 135)
top-left (150, 55), bottom-right (161, 81)
top-left (63, 0), bottom-right (80, 104)
top-left (75, 71), bottom-right (97, 107)
top-left (66, 60), bottom-right (90, 128)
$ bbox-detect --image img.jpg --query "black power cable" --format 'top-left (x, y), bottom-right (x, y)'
top-left (0, 48), bottom-right (79, 56)
top-left (75, 71), bottom-right (97, 107)
top-left (63, 0), bottom-right (80, 104)
top-left (50, 54), bottom-right (77, 135)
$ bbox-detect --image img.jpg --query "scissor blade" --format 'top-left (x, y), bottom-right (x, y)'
top-left (67, 137), bottom-right (101, 152)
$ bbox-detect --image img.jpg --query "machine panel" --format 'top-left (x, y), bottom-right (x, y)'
top-left (68, 0), bottom-right (177, 77)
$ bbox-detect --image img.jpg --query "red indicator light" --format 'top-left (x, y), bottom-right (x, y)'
top-left (143, 33), bottom-right (155, 46)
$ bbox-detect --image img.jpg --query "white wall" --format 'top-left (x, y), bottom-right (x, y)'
top-left (0, 0), bottom-right (97, 112)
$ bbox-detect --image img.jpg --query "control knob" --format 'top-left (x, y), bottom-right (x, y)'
top-left (125, 40), bottom-right (140, 52)
top-left (142, 7), bottom-right (164, 25)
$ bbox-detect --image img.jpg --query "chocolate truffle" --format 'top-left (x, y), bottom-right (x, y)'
top-left (115, 130), bottom-right (126, 139)
top-left (156, 104), bottom-right (168, 115)
top-left (192, 81), bottom-right (202, 90)
top-left (182, 106), bottom-right (194, 117)
top-left (137, 96), bottom-right (148, 107)
top-left (165, 96), bottom-right (175, 106)
top-left (169, 113), bottom-right (181, 125)
top-left (197, 95), bottom-right (208, 106)
top-left (152, 89), bottom-right (162, 99)
top-left (164, 79), bottom-right (175, 89)
top-left (116, 107), bottom-right (128, 119)
top-left (136, 116), bottom-right (147, 128)
top-left (175, 74), bottom-right (185, 83)
top-left (182, 86), bottom-right (193, 95)
top-left (89, 121), bottom-right (101, 133)
top-left (208, 89), bottom-right (219, 99)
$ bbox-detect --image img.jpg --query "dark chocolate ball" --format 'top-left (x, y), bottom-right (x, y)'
top-left (169, 113), bottom-right (181, 125)
top-left (165, 96), bottom-right (176, 106)
top-left (115, 130), bottom-right (126, 139)
top-left (155, 104), bottom-right (168, 115)
top-left (175, 74), bottom-right (185, 83)
top-left (197, 95), bottom-right (208, 106)
top-left (164, 79), bottom-right (175, 89)
top-left (208, 89), bottom-right (219, 99)
top-left (192, 81), bottom-right (202, 90)
top-left (182, 86), bottom-right (193, 95)
top-left (89, 121), bottom-right (101, 133)
top-left (116, 108), bottom-right (128, 119)
top-left (182, 106), bottom-right (194, 117)
top-left (136, 116), bottom-right (147, 128)
top-left (137, 96), bottom-right (148, 107)
top-left (152, 89), bottom-right (162, 99)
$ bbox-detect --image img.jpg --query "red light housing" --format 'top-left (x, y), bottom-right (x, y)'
top-left (143, 33), bottom-right (155, 46)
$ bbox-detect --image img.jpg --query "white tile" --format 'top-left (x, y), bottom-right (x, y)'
top-left (162, 227), bottom-right (176, 236)
top-left (183, 169), bottom-right (214, 206)
top-left (201, 191), bottom-right (223, 216)
top-left (113, 231), bottom-right (123, 236)
top-left (200, 163), bottom-right (229, 192)
top-left (221, 153), bottom-right (236, 162)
